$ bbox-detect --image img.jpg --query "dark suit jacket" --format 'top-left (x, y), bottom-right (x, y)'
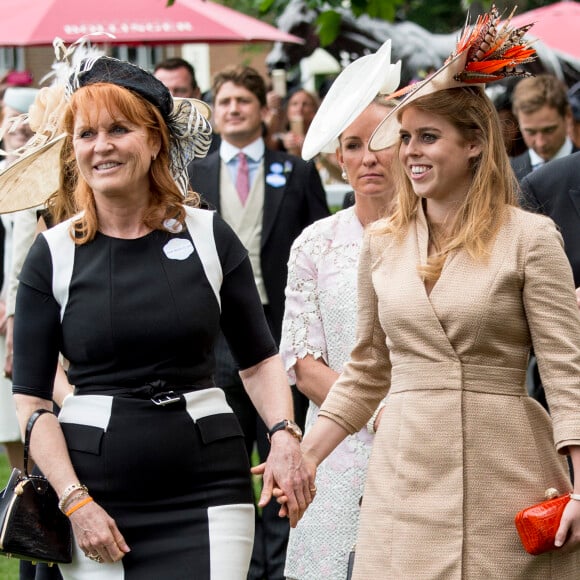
top-left (188, 148), bottom-right (329, 343)
top-left (511, 145), bottom-right (580, 183)
top-left (520, 151), bottom-right (580, 287)
top-left (510, 150), bottom-right (533, 183)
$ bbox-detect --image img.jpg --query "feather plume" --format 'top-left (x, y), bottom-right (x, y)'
top-left (454, 5), bottom-right (537, 83)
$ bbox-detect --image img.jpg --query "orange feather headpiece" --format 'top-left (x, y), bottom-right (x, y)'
top-left (370, 5), bottom-right (537, 150)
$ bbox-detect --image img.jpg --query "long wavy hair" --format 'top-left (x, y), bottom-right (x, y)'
top-left (377, 86), bottom-right (517, 281)
top-left (62, 83), bottom-right (199, 244)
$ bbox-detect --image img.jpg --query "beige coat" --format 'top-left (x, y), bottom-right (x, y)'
top-left (320, 205), bottom-right (580, 578)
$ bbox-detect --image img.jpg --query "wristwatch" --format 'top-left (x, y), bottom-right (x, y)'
top-left (267, 419), bottom-right (303, 443)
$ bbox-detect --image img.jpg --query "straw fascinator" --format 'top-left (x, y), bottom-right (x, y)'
top-left (0, 42), bottom-right (212, 214)
top-left (301, 39), bottom-right (401, 161)
top-left (369, 5), bottom-right (537, 150)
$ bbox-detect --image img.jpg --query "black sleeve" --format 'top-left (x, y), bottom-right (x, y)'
top-left (13, 236), bottom-right (61, 400)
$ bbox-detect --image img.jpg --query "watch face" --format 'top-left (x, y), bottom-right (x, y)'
top-left (287, 420), bottom-right (303, 440)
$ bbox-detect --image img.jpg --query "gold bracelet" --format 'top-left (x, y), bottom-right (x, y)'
top-left (58, 483), bottom-right (89, 512)
top-left (569, 493), bottom-right (580, 501)
top-left (65, 496), bottom-right (94, 517)
top-left (62, 490), bottom-right (90, 513)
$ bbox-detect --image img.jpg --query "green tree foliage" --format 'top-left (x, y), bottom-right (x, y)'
top-left (167, 0), bottom-right (562, 44)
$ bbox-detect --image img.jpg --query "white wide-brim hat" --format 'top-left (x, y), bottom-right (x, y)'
top-left (301, 39), bottom-right (401, 160)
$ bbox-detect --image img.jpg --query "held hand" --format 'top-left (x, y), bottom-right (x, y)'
top-left (69, 500), bottom-right (131, 563)
top-left (251, 432), bottom-right (316, 527)
top-left (252, 444), bottom-right (318, 523)
top-left (555, 496), bottom-right (580, 552)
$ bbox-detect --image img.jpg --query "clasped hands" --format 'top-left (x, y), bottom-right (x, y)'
top-left (251, 434), bottom-right (317, 528)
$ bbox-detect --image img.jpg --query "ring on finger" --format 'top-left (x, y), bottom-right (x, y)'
top-left (86, 553), bottom-right (103, 563)
top-left (309, 485), bottom-right (317, 493)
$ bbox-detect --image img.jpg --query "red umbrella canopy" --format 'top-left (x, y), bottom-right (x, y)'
top-left (0, 0), bottom-right (303, 46)
top-left (509, 1), bottom-right (580, 59)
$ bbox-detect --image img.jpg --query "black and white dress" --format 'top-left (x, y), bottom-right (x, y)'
top-left (13, 207), bottom-right (277, 580)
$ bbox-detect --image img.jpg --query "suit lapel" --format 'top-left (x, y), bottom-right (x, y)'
top-left (200, 154), bottom-right (221, 212)
top-left (568, 184), bottom-right (580, 220)
top-left (261, 150), bottom-right (287, 247)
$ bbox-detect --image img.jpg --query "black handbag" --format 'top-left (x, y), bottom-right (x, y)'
top-left (0, 409), bottom-right (72, 564)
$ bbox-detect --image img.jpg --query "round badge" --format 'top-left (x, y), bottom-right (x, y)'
top-left (163, 238), bottom-right (194, 261)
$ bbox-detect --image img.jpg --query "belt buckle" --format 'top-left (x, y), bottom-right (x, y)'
top-left (151, 391), bottom-right (181, 406)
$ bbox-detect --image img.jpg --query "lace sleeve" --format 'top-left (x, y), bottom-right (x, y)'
top-left (280, 225), bottom-right (329, 384)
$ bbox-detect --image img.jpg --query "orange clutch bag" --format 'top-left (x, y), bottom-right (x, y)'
top-left (514, 488), bottom-right (570, 555)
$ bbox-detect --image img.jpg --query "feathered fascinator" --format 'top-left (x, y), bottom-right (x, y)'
top-left (0, 38), bottom-right (212, 214)
top-left (370, 5), bottom-right (537, 150)
top-left (68, 55), bottom-right (212, 196)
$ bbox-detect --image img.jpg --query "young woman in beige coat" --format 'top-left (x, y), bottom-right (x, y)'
top-left (276, 9), bottom-right (580, 579)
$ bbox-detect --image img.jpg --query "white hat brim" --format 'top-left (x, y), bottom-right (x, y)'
top-left (301, 40), bottom-right (401, 160)
top-left (0, 134), bottom-right (66, 214)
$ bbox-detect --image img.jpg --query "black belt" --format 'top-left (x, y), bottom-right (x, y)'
top-left (77, 379), bottom-right (214, 406)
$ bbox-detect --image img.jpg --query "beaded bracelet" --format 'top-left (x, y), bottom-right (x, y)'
top-left (61, 490), bottom-right (90, 514)
top-left (65, 496), bottom-right (94, 517)
top-left (58, 483), bottom-right (89, 512)
top-left (569, 493), bottom-right (580, 501)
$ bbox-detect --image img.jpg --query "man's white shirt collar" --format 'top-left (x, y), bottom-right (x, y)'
top-left (529, 137), bottom-right (574, 169)
top-left (220, 138), bottom-right (265, 164)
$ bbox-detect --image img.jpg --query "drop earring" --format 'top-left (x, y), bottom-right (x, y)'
top-left (341, 167), bottom-right (348, 182)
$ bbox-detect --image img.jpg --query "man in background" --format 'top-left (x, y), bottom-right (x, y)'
top-left (189, 65), bottom-right (328, 580)
top-left (513, 76), bottom-right (579, 411)
top-left (510, 74), bottom-right (577, 181)
top-left (519, 151), bottom-right (580, 411)
top-left (154, 56), bottom-right (201, 99)
top-left (567, 81), bottom-right (580, 148)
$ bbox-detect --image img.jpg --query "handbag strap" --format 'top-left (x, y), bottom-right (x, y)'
top-left (23, 409), bottom-right (54, 477)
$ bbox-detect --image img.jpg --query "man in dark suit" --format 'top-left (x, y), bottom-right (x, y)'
top-left (510, 74), bottom-right (578, 182)
top-left (520, 151), bottom-right (580, 290)
top-left (519, 151), bottom-right (580, 409)
top-left (510, 75), bottom-right (578, 409)
top-left (188, 65), bottom-right (329, 580)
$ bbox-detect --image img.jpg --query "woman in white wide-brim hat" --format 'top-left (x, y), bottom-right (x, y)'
top-left (278, 40), bottom-right (401, 580)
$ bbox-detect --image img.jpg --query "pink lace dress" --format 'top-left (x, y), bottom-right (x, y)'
top-left (280, 207), bottom-right (375, 580)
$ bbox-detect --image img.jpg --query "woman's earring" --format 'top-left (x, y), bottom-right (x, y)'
top-left (152, 154), bottom-right (157, 161)
top-left (341, 167), bottom-right (348, 182)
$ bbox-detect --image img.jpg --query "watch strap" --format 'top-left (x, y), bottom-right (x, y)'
top-left (267, 419), bottom-right (302, 442)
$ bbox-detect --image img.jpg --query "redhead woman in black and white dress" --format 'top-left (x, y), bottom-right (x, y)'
top-left (8, 56), bottom-right (313, 580)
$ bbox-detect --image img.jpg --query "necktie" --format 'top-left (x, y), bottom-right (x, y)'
top-left (236, 152), bottom-right (250, 205)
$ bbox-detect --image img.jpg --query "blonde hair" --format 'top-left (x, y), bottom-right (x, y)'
top-left (63, 83), bottom-right (198, 244)
top-left (378, 86), bottom-right (517, 281)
